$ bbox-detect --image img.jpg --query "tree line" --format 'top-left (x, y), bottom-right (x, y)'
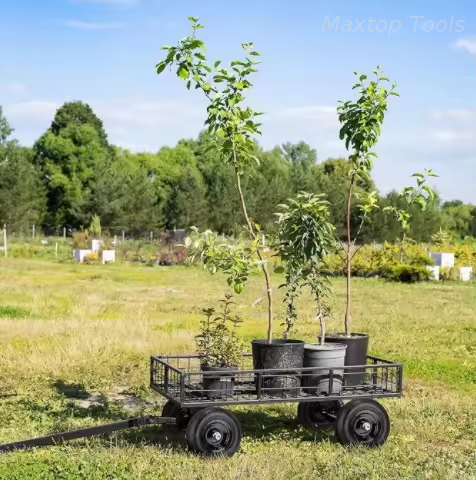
top-left (0, 101), bottom-right (475, 242)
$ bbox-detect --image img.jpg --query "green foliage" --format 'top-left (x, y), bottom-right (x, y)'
top-left (441, 200), bottom-right (476, 240)
top-left (338, 66), bottom-right (398, 181)
top-left (337, 66), bottom-right (399, 335)
top-left (384, 264), bottom-right (432, 283)
top-left (185, 227), bottom-right (259, 292)
top-left (274, 192), bottom-right (337, 340)
top-left (89, 214), bottom-right (101, 238)
top-left (431, 227), bottom-right (452, 247)
top-left (33, 101), bottom-right (113, 229)
top-left (0, 145), bottom-right (46, 233)
top-left (384, 169), bottom-right (438, 231)
top-left (157, 18), bottom-right (262, 176)
top-left (274, 192), bottom-right (337, 264)
top-left (157, 17), bottom-right (276, 343)
top-left (196, 295), bottom-right (244, 368)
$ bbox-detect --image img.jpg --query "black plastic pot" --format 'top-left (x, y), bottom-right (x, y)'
top-left (320, 333), bottom-right (369, 386)
top-left (201, 365), bottom-right (235, 399)
top-left (251, 339), bottom-right (305, 394)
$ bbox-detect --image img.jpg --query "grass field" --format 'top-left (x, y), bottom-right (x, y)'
top-left (0, 258), bottom-right (475, 479)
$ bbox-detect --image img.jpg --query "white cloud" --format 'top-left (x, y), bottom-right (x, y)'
top-left (429, 130), bottom-right (476, 146)
top-left (6, 101), bottom-right (58, 120)
top-left (430, 108), bottom-right (476, 122)
top-left (455, 37), bottom-right (476, 55)
top-left (4, 96), bottom-right (205, 148)
top-left (0, 82), bottom-right (27, 94)
top-left (271, 105), bottom-right (337, 123)
top-left (63, 20), bottom-right (126, 30)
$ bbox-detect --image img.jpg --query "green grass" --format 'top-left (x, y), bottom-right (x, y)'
top-left (0, 258), bottom-right (475, 479)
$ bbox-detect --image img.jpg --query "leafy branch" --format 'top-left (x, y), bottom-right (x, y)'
top-left (157, 17), bottom-right (275, 342)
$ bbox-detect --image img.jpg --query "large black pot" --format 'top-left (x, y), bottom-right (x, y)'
top-left (201, 365), bottom-right (235, 399)
top-left (251, 339), bottom-right (305, 394)
top-left (320, 333), bottom-right (369, 386)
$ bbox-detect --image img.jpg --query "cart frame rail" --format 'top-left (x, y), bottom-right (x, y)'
top-left (150, 353), bottom-right (403, 408)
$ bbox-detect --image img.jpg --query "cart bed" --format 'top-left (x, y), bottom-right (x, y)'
top-left (150, 353), bottom-right (403, 408)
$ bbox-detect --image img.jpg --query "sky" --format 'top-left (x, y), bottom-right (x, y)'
top-left (1, 0), bottom-right (475, 203)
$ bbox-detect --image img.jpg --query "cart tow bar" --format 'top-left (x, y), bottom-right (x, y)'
top-left (0, 415), bottom-right (175, 453)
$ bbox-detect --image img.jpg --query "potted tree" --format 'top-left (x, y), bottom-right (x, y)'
top-left (325, 67), bottom-right (437, 384)
top-left (196, 295), bottom-right (244, 399)
top-left (275, 192), bottom-right (346, 395)
top-left (157, 17), bottom-right (304, 378)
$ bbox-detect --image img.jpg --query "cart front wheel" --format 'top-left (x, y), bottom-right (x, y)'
top-left (185, 407), bottom-right (242, 458)
top-left (161, 400), bottom-right (201, 432)
top-left (297, 400), bottom-right (343, 429)
top-left (335, 399), bottom-right (390, 447)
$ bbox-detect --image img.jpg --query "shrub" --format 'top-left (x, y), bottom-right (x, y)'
top-left (83, 251), bottom-right (99, 264)
top-left (385, 264), bottom-right (432, 283)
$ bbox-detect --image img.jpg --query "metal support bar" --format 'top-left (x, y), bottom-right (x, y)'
top-left (0, 416), bottom-right (175, 453)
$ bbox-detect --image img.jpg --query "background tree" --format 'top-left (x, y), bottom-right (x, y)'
top-left (33, 101), bottom-right (112, 230)
top-left (0, 109), bottom-right (46, 232)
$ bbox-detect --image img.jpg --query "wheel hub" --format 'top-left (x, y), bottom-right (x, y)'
top-left (361, 421), bottom-right (371, 432)
top-left (353, 413), bottom-right (378, 439)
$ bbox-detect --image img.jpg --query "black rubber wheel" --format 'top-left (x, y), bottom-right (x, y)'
top-left (161, 400), bottom-right (180, 432)
top-left (335, 399), bottom-right (390, 447)
top-left (161, 400), bottom-right (201, 432)
top-left (297, 400), bottom-right (343, 429)
top-left (185, 407), bottom-right (242, 458)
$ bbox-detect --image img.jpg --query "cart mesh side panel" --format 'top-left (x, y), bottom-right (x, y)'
top-left (150, 354), bottom-right (403, 407)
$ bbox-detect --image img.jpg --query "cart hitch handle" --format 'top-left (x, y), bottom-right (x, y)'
top-left (0, 415), bottom-right (175, 453)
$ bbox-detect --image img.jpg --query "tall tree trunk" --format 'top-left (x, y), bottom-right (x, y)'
top-left (344, 178), bottom-right (354, 336)
top-left (235, 166), bottom-right (274, 344)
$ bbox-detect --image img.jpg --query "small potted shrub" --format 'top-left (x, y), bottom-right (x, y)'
top-left (325, 67), bottom-right (438, 384)
top-left (196, 295), bottom-right (244, 399)
top-left (157, 17), bottom-right (304, 381)
top-left (275, 192), bottom-right (346, 395)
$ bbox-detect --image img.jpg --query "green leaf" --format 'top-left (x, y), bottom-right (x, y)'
top-left (156, 62), bottom-right (166, 74)
top-left (188, 16), bottom-right (199, 23)
top-left (177, 66), bottom-right (189, 79)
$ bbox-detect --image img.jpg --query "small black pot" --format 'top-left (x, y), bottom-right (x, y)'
top-left (320, 333), bottom-right (369, 386)
top-left (201, 365), bottom-right (236, 399)
top-left (251, 339), bottom-right (305, 394)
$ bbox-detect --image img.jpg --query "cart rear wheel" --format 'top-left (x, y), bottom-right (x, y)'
top-left (297, 400), bottom-right (343, 429)
top-left (185, 407), bottom-right (242, 458)
top-left (335, 399), bottom-right (390, 447)
top-left (161, 400), bottom-right (201, 432)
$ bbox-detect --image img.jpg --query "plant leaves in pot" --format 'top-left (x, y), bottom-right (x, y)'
top-left (274, 192), bottom-right (339, 394)
top-left (196, 296), bottom-right (244, 399)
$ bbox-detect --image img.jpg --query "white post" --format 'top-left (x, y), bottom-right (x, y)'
top-left (262, 234), bottom-right (265, 246)
top-left (55, 242), bottom-right (58, 259)
top-left (32, 224), bottom-right (35, 239)
top-left (63, 227), bottom-right (66, 240)
top-left (150, 231), bottom-right (153, 241)
top-left (3, 226), bottom-right (7, 258)
top-left (122, 231), bottom-right (125, 243)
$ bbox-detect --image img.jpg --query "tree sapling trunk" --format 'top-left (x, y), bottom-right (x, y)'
top-left (344, 178), bottom-right (354, 337)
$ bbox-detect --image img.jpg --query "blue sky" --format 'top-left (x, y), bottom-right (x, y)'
top-left (1, 0), bottom-right (475, 202)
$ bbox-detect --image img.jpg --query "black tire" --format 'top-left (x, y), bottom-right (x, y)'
top-left (297, 400), bottom-right (343, 429)
top-left (161, 400), bottom-right (180, 432)
top-left (185, 407), bottom-right (242, 458)
top-left (161, 400), bottom-right (201, 432)
top-left (335, 399), bottom-right (390, 447)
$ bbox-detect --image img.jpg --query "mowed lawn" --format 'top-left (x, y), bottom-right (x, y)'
top-left (0, 258), bottom-right (475, 479)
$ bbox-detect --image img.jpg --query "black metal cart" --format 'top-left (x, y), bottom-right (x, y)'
top-left (0, 353), bottom-right (403, 458)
